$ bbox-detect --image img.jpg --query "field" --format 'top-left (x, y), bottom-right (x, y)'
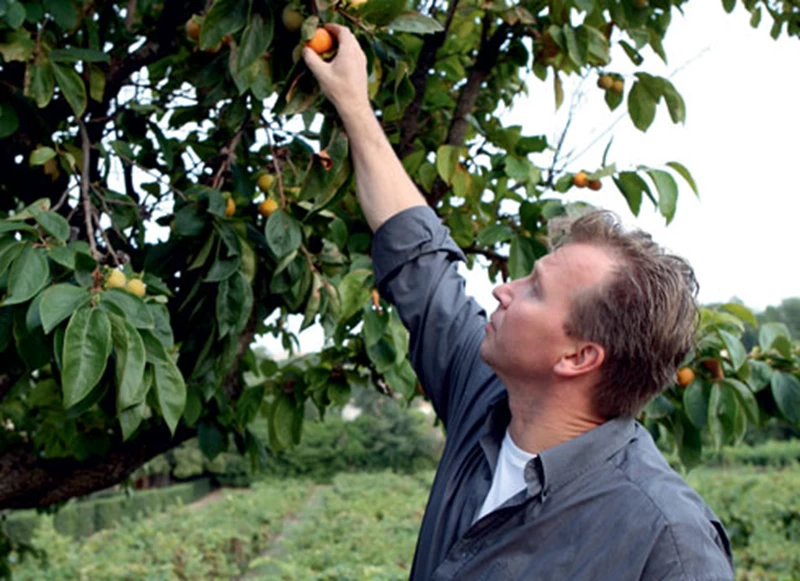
top-left (9, 466), bottom-right (800, 580)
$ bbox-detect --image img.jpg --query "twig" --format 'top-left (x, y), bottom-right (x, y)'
top-left (211, 127), bottom-right (245, 190)
top-left (264, 122), bottom-right (287, 208)
top-left (78, 120), bottom-right (100, 259)
top-left (51, 183), bottom-right (78, 213)
top-left (125, 0), bottom-right (137, 30)
top-left (92, 209), bottom-right (121, 266)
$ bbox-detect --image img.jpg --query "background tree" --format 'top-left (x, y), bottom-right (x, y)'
top-left (1, 0), bottom-right (799, 526)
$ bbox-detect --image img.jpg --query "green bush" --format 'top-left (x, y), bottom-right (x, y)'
top-left (3, 479), bottom-right (213, 546)
top-left (706, 439), bottom-right (800, 468)
top-left (689, 465), bottom-right (800, 579)
top-left (10, 479), bottom-right (312, 580)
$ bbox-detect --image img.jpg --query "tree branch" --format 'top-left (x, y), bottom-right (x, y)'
top-left (398, 0), bottom-right (461, 158)
top-left (0, 424), bottom-right (194, 510)
top-left (78, 119), bottom-right (99, 260)
top-left (426, 21), bottom-right (512, 207)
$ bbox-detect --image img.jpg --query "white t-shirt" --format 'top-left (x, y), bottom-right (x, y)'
top-left (475, 429), bottom-right (537, 522)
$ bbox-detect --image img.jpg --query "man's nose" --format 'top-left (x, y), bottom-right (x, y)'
top-left (492, 282), bottom-right (511, 307)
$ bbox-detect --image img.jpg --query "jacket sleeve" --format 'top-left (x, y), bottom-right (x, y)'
top-left (371, 206), bottom-right (497, 428)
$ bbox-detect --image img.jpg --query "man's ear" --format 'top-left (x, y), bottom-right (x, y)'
top-left (553, 342), bottom-right (605, 378)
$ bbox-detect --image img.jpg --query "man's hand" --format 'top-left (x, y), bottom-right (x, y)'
top-left (303, 24), bottom-right (370, 121)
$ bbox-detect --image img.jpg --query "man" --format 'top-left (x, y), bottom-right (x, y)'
top-left (303, 25), bottom-right (734, 581)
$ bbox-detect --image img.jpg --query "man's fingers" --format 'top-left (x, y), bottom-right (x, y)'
top-left (302, 47), bottom-right (327, 78)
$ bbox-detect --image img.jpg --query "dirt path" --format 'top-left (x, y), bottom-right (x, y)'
top-left (184, 488), bottom-right (226, 510)
top-left (236, 484), bottom-right (330, 580)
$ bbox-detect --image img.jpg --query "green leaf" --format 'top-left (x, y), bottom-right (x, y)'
top-left (707, 384), bottom-right (737, 450)
top-left (216, 272), bottom-right (253, 338)
top-left (718, 329), bottom-right (747, 372)
top-left (4, 1), bottom-right (26, 28)
top-left (271, 393), bottom-right (299, 449)
top-left (43, 0), bottom-right (78, 28)
top-left (3, 244), bottom-right (50, 305)
top-left (362, 301), bottom-right (389, 348)
top-left (152, 357), bottom-right (187, 435)
top-left (748, 360), bottom-right (773, 392)
top-left (39, 283), bottom-right (91, 334)
top-left (0, 102), bottom-right (20, 138)
top-left (718, 304), bottom-right (756, 329)
top-left (52, 62), bottom-right (87, 117)
top-left (359, 0), bottom-right (407, 26)
top-left (98, 289), bottom-right (155, 329)
top-left (301, 273), bottom-right (323, 331)
top-left (25, 59), bottom-right (56, 108)
top-left (198, 421), bottom-right (228, 460)
top-left (119, 401), bottom-right (146, 441)
top-left (436, 145), bottom-right (462, 185)
top-left (265, 210), bottom-right (302, 258)
top-left (48, 47), bottom-right (110, 64)
top-left (554, 73), bottom-right (564, 109)
top-left (109, 314), bottom-right (147, 411)
top-left (628, 81), bottom-right (657, 132)
top-left (61, 307), bottom-right (111, 408)
top-left (683, 380), bottom-right (708, 429)
top-left (674, 413), bottom-right (703, 470)
top-left (383, 359), bottom-right (418, 400)
top-left (367, 336), bottom-right (397, 372)
top-left (200, 0), bottom-right (248, 50)
top-left (665, 161), bottom-right (698, 197)
top-left (34, 211), bottom-right (70, 242)
top-left (604, 85), bottom-right (623, 111)
top-left (388, 12), bottom-right (444, 34)
top-left (758, 322), bottom-right (791, 352)
top-left (477, 224), bottom-right (513, 246)
top-left (619, 40), bottom-right (643, 65)
top-left (48, 245), bottom-right (75, 270)
top-left (29, 146), bottom-right (57, 166)
top-left (0, 240), bottom-right (24, 278)
top-left (204, 256), bottom-right (241, 282)
top-left (722, 0), bottom-right (736, 14)
top-left (647, 169), bottom-right (678, 224)
top-left (237, 13), bottom-right (273, 72)
top-left (508, 236), bottom-right (536, 280)
top-left (613, 172), bottom-right (649, 216)
top-left (338, 269), bottom-right (372, 323)
top-left (770, 372), bottom-right (800, 424)
top-left (662, 81), bottom-right (686, 124)
top-left (722, 378), bottom-right (759, 424)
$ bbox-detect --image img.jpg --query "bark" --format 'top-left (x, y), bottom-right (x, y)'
top-left (0, 424), bottom-right (194, 510)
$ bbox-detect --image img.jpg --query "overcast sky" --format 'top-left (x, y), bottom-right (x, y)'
top-left (260, 1), bottom-right (800, 355)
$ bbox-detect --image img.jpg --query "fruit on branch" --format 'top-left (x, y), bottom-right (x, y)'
top-left (676, 367), bottom-right (695, 387)
top-left (282, 6), bottom-right (304, 32)
top-left (126, 279), bottom-right (146, 298)
top-left (105, 269), bottom-right (127, 290)
top-left (573, 171), bottom-right (589, 188)
top-left (588, 179), bottom-right (602, 191)
top-left (225, 197), bottom-right (236, 217)
top-left (185, 17), bottom-right (201, 42)
top-left (306, 28), bottom-right (336, 55)
top-left (257, 174), bottom-right (275, 193)
top-left (258, 198), bottom-right (279, 217)
top-left (597, 74), bottom-right (614, 90)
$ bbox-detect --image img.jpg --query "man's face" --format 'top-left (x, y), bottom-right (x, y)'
top-left (479, 243), bottom-right (617, 382)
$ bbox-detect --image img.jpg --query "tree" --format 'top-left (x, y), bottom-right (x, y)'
top-left (1, 0), bottom-right (799, 530)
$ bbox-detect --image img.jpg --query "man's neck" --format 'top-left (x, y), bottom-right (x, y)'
top-left (503, 380), bottom-right (604, 455)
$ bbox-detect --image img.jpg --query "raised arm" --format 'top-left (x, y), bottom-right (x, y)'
top-left (302, 25), bottom-right (427, 232)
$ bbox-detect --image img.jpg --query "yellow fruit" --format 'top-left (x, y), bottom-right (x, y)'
top-left (597, 74), bottom-right (614, 90)
top-left (611, 79), bottom-right (624, 94)
top-left (306, 28), bottom-right (335, 55)
top-left (282, 6), bottom-right (304, 32)
top-left (257, 174), bottom-right (275, 193)
top-left (105, 269), bottom-right (127, 290)
top-left (185, 18), bottom-right (201, 42)
top-left (573, 171), bottom-right (589, 188)
top-left (588, 179), bottom-right (602, 191)
top-left (349, 0), bottom-right (368, 6)
top-left (258, 198), bottom-right (279, 218)
top-left (225, 197), bottom-right (236, 217)
top-left (126, 279), bottom-right (146, 298)
top-left (676, 367), bottom-right (695, 388)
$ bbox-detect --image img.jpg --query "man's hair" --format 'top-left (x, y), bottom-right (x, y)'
top-left (549, 209), bottom-right (699, 419)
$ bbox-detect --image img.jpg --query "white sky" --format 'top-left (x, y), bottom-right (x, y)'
top-left (257, 1), bottom-right (800, 355)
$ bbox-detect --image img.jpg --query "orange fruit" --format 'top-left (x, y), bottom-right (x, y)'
top-left (573, 171), bottom-right (589, 188)
top-left (186, 18), bottom-right (201, 42)
top-left (105, 269), bottom-right (127, 290)
top-left (258, 198), bottom-right (279, 218)
top-left (306, 28), bottom-right (335, 55)
top-left (597, 74), bottom-right (613, 90)
top-left (676, 367), bottom-right (695, 388)
top-left (225, 197), bottom-right (236, 217)
top-left (588, 179), bottom-right (602, 191)
top-left (126, 279), bottom-right (146, 298)
top-left (611, 79), bottom-right (624, 94)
